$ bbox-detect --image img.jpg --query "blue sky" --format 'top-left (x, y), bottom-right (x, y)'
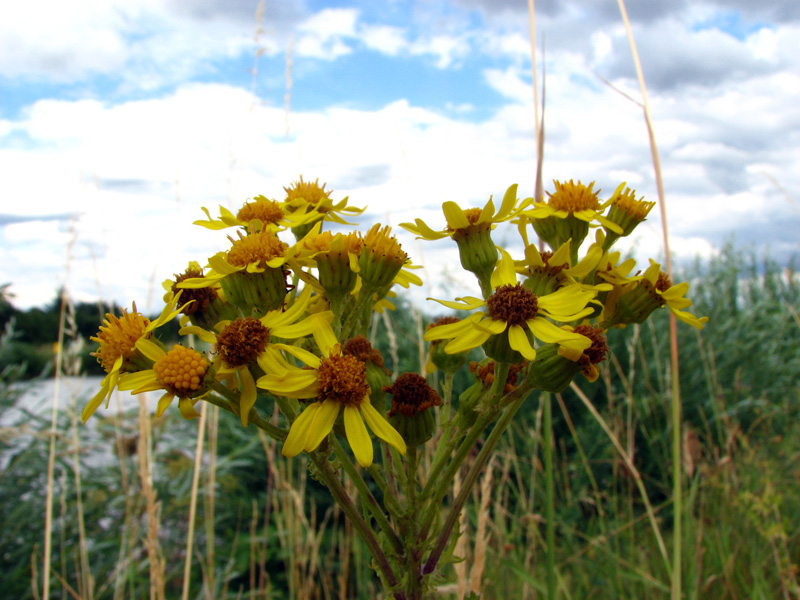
top-left (1, 0), bottom-right (799, 311)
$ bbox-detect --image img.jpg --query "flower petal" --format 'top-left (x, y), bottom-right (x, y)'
top-left (442, 201), bottom-right (470, 230)
top-left (303, 399), bottom-right (340, 452)
top-left (156, 392), bottom-right (175, 417)
top-left (344, 404), bottom-right (373, 467)
top-left (239, 367), bottom-right (257, 427)
top-left (361, 402), bottom-right (407, 455)
top-left (508, 324), bottom-right (537, 360)
top-left (135, 338), bottom-right (166, 362)
top-left (178, 396), bottom-right (202, 420)
top-left (282, 402), bottom-right (321, 458)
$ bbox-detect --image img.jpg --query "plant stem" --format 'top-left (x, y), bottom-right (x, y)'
top-left (333, 438), bottom-right (404, 555)
top-left (422, 392), bottom-right (527, 575)
top-left (307, 452), bottom-right (406, 600)
top-left (544, 392), bottom-right (556, 599)
top-left (203, 386), bottom-right (287, 441)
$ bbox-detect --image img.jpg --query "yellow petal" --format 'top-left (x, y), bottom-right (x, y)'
top-left (118, 370), bottom-right (159, 392)
top-left (507, 324), bottom-right (537, 360)
top-left (82, 379), bottom-right (111, 423)
top-left (258, 369), bottom-right (319, 398)
top-left (178, 396), bottom-right (202, 420)
top-left (239, 367), bottom-right (257, 427)
top-left (495, 183), bottom-right (519, 220)
top-left (344, 404), bottom-right (373, 467)
top-left (361, 401), bottom-right (406, 455)
top-left (156, 392), bottom-right (175, 417)
top-left (303, 399), bottom-right (340, 451)
top-left (282, 402), bottom-right (321, 458)
top-left (178, 325), bottom-right (217, 344)
top-left (444, 326), bottom-right (491, 354)
top-left (442, 201), bottom-right (469, 230)
top-left (490, 247), bottom-right (517, 289)
top-left (528, 317), bottom-right (592, 350)
top-left (311, 316), bottom-right (339, 357)
top-left (272, 343), bottom-right (322, 369)
top-left (427, 296), bottom-right (486, 311)
top-left (135, 338), bottom-right (166, 362)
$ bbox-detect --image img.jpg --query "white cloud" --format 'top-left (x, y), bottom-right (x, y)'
top-left (361, 25), bottom-right (408, 56)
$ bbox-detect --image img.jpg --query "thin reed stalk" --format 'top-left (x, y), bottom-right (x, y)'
top-left (617, 1), bottom-right (683, 596)
top-left (182, 400), bottom-right (208, 600)
top-left (137, 396), bottom-right (165, 600)
top-left (570, 381), bottom-right (671, 577)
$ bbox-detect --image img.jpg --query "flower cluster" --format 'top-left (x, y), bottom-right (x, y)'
top-left (83, 176), bottom-right (707, 596)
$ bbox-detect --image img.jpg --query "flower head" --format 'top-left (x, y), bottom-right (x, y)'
top-left (179, 287), bottom-right (333, 426)
top-left (523, 180), bottom-right (623, 254)
top-left (283, 176), bottom-right (365, 237)
top-left (258, 319), bottom-right (407, 467)
top-left (601, 260), bottom-right (709, 329)
top-left (401, 184), bottom-right (526, 292)
top-left (194, 195), bottom-right (322, 234)
top-left (117, 342), bottom-right (210, 420)
top-left (82, 298), bottom-right (185, 423)
top-left (425, 248), bottom-right (595, 363)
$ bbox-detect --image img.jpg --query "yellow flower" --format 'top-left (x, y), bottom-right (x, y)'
top-left (193, 195), bottom-right (323, 234)
top-left (118, 342), bottom-right (210, 420)
top-left (401, 184), bottom-right (526, 294)
top-left (179, 226), bottom-right (320, 314)
top-left (359, 224), bottom-right (409, 289)
top-left (522, 180), bottom-right (623, 255)
top-left (283, 176), bottom-right (365, 236)
top-left (603, 183), bottom-right (656, 244)
top-left (82, 297), bottom-right (185, 423)
top-left (179, 287), bottom-right (334, 426)
top-left (258, 317), bottom-right (407, 467)
top-left (425, 248), bottom-right (595, 363)
top-left (601, 259), bottom-right (709, 329)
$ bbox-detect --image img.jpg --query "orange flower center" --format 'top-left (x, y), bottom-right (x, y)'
top-left (317, 354), bottom-right (370, 406)
top-left (486, 283), bottom-right (539, 326)
top-left (613, 188), bottom-right (655, 220)
top-left (226, 230), bottom-right (288, 268)
top-left (91, 306), bottom-right (150, 373)
top-left (237, 197), bottom-right (285, 225)
top-left (547, 180), bottom-right (601, 213)
top-left (572, 324), bottom-right (609, 365)
top-left (153, 345), bottom-right (208, 395)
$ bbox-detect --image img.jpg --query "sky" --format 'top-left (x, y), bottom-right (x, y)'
top-left (1, 0), bottom-right (798, 313)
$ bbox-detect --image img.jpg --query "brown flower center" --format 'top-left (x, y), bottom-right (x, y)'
top-left (385, 372), bottom-right (442, 417)
top-left (486, 283), bottom-right (539, 326)
top-left (317, 354), bottom-right (370, 406)
top-left (572, 324), bottom-right (609, 365)
top-left (172, 266), bottom-right (217, 315)
top-left (216, 317), bottom-right (270, 367)
top-left (343, 335), bottom-right (385, 368)
top-left (655, 271), bottom-right (672, 292)
top-left (153, 345), bottom-right (208, 396)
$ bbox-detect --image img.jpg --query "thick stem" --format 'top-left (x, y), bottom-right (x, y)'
top-left (333, 438), bottom-right (404, 555)
top-left (307, 452), bottom-right (406, 600)
top-left (422, 393), bottom-right (527, 575)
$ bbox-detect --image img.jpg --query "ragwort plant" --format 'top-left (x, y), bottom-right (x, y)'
top-left (82, 177), bottom-right (707, 599)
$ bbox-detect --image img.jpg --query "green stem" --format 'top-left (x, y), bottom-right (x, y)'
top-left (422, 392), bottom-right (527, 575)
top-left (332, 438), bottom-right (404, 555)
top-left (405, 445), bottom-right (424, 600)
top-left (203, 387), bottom-right (287, 441)
top-left (544, 393), bottom-right (556, 600)
top-left (307, 452), bottom-right (405, 600)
